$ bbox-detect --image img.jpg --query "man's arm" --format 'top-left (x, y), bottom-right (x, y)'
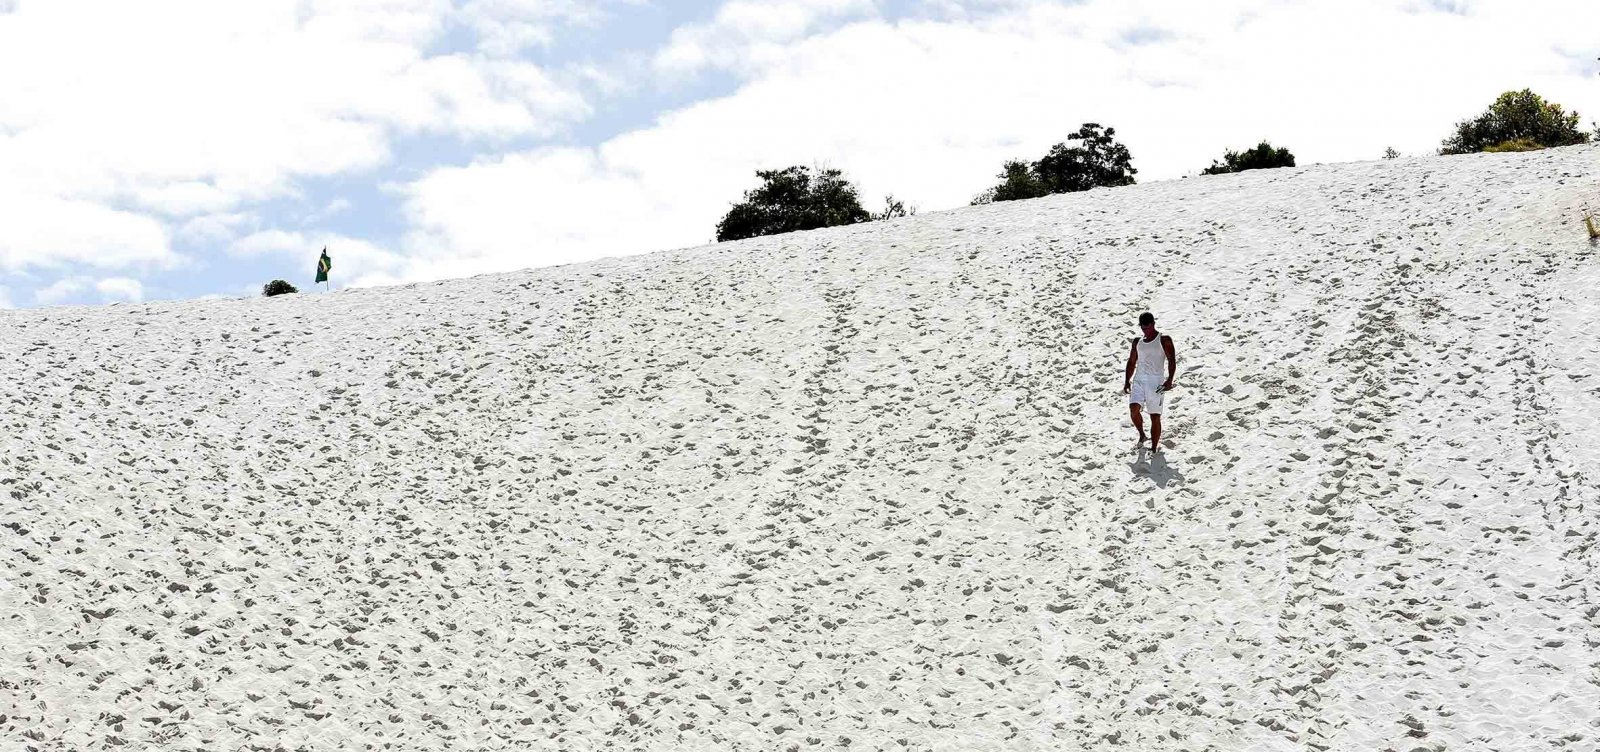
top-left (1161, 335), bottom-right (1177, 389)
top-left (1124, 338), bottom-right (1138, 393)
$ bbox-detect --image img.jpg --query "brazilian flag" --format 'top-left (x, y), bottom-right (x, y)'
top-left (315, 248), bottom-right (332, 284)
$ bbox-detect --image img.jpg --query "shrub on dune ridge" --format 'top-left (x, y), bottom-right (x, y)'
top-left (972, 123), bottom-right (1136, 205)
top-left (971, 160), bottom-right (1051, 205)
top-left (715, 165), bottom-right (872, 241)
top-left (1439, 89), bottom-right (1590, 155)
top-left (262, 280), bottom-right (298, 297)
top-left (1202, 141), bottom-right (1296, 175)
top-left (874, 194), bottom-right (917, 221)
top-left (1482, 138), bottom-right (1545, 153)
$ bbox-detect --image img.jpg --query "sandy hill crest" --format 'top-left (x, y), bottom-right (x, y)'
top-left (3, 145), bottom-right (1599, 750)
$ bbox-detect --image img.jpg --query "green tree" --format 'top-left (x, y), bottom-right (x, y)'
top-left (1033, 123), bottom-right (1138, 193)
top-left (1202, 141), bottom-right (1297, 175)
top-left (262, 279), bottom-right (298, 297)
top-left (972, 123), bottom-right (1137, 204)
top-left (971, 160), bottom-right (1050, 205)
top-left (715, 165), bottom-right (872, 241)
top-left (1439, 89), bottom-right (1590, 155)
top-left (874, 194), bottom-right (918, 221)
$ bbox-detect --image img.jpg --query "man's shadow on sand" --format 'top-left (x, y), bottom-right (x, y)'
top-left (1131, 447), bottom-right (1185, 488)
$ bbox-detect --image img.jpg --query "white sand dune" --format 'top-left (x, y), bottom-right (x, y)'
top-left (3, 145), bottom-right (1599, 750)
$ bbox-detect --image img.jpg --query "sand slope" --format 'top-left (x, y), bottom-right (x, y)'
top-left (3, 145), bottom-right (1599, 750)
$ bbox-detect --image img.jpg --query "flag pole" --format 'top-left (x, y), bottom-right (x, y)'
top-left (316, 245), bottom-right (332, 292)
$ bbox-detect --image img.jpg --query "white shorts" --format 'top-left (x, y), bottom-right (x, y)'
top-left (1129, 377), bottom-right (1164, 414)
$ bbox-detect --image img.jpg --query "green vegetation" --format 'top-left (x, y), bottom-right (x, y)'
top-left (1481, 138), bottom-right (1545, 153)
top-left (1440, 89), bottom-right (1590, 155)
top-left (973, 123), bottom-right (1136, 205)
top-left (1202, 141), bottom-right (1296, 175)
top-left (262, 280), bottom-right (298, 297)
top-left (715, 165), bottom-right (872, 241)
top-left (874, 195), bottom-right (917, 221)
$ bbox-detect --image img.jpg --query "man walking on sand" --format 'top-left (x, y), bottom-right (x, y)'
top-left (1124, 312), bottom-right (1177, 452)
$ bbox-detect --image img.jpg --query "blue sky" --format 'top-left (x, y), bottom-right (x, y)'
top-left (1, 0), bottom-right (1596, 308)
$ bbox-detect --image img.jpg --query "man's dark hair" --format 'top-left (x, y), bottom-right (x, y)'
top-left (1138, 312), bottom-right (1155, 326)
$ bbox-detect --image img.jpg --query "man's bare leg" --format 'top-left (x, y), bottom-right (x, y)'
top-left (1150, 414), bottom-right (1162, 452)
top-left (1129, 404), bottom-right (1146, 445)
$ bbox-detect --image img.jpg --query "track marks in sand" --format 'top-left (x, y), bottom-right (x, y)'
top-left (4, 147), bottom-right (1600, 750)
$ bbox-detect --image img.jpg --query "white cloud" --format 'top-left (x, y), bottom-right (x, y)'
top-left (461, 0), bottom-right (643, 54)
top-left (230, 230), bottom-right (310, 257)
top-left (393, 0), bottom-right (1600, 283)
top-left (95, 277), bottom-right (144, 303)
top-left (33, 275), bottom-right (145, 304)
top-left (394, 146), bottom-right (679, 280)
top-left (0, 0), bottom-right (602, 274)
top-left (177, 212), bottom-right (259, 245)
top-left (654, 0), bottom-right (879, 76)
top-left (301, 198), bottom-right (354, 226)
top-left (33, 277), bottom-right (89, 305)
top-left (0, 189), bottom-right (174, 271)
top-left (6, 0), bottom-right (1598, 305)
top-left (133, 181), bottom-right (238, 217)
top-left (0, 287), bottom-right (12, 309)
top-left (231, 229), bottom-right (407, 289)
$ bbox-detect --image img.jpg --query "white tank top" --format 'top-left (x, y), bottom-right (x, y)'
top-left (1134, 335), bottom-right (1166, 379)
